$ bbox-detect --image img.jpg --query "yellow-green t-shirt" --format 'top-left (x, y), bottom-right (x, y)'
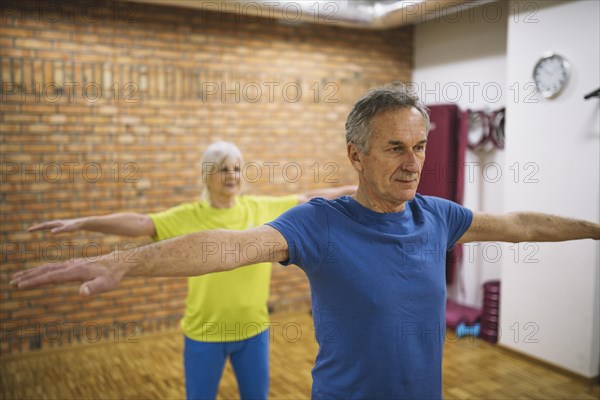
top-left (148, 194), bottom-right (299, 342)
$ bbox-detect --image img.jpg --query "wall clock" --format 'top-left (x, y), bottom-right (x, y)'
top-left (533, 53), bottom-right (570, 99)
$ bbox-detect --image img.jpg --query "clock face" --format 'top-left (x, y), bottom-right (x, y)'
top-left (533, 53), bottom-right (570, 98)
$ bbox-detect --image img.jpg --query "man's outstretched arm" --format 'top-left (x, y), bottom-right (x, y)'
top-left (10, 225), bottom-right (289, 296)
top-left (458, 212), bottom-right (600, 243)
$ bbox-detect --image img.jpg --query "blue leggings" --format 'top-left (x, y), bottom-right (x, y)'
top-left (183, 329), bottom-right (270, 400)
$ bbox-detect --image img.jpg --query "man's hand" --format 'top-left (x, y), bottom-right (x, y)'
top-left (28, 218), bottom-right (85, 234)
top-left (10, 254), bottom-right (127, 296)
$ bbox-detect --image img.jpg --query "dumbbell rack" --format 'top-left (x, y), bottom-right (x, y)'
top-left (480, 280), bottom-right (500, 343)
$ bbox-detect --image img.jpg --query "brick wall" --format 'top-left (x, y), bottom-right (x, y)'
top-left (0, 0), bottom-right (412, 354)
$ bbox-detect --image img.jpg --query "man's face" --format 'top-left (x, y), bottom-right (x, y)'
top-left (205, 157), bottom-right (242, 198)
top-left (349, 107), bottom-right (428, 209)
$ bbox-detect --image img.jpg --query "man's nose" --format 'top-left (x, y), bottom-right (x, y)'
top-left (403, 162), bottom-right (420, 174)
top-left (402, 152), bottom-right (421, 173)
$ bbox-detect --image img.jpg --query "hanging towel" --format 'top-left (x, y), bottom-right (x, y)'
top-left (417, 104), bottom-right (468, 284)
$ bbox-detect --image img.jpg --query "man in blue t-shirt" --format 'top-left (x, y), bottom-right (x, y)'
top-left (13, 83), bottom-right (600, 399)
top-left (266, 194), bottom-right (471, 398)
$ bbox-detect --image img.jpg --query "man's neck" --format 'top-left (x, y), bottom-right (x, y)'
top-left (352, 188), bottom-right (406, 213)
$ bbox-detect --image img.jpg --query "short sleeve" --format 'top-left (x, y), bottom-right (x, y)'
top-left (426, 197), bottom-right (473, 250)
top-left (444, 201), bottom-right (472, 250)
top-left (265, 198), bottom-right (329, 271)
top-left (250, 194), bottom-right (299, 224)
top-left (148, 203), bottom-right (193, 241)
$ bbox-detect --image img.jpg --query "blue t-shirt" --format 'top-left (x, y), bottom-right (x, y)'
top-left (267, 194), bottom-right (473, 399)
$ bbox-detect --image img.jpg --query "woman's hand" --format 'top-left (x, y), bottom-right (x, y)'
top-left (28, 218), bottom-right (86, 234)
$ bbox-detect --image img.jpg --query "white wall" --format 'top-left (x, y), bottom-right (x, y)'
top-left (414, 0), bottom-right (600, 378)
top-left (501, 0), bottom-right (599, 378)
top-left (413, 0), bottom-right (508, 307)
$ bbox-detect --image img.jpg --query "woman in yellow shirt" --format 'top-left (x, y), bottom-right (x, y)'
top-left (29, 141), bottom-right (355, 400)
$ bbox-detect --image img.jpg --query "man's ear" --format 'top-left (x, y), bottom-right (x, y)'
top-left (347, 142), bottom-right (364, 173)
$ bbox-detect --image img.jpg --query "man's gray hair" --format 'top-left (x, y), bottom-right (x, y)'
top-left (345, 82), bottom-right (430, 154)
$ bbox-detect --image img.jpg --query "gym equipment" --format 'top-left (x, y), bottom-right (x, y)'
top-left (456, 322), bottom-right (480, 338)
top-left (480, 280), bottom-right (501, 343)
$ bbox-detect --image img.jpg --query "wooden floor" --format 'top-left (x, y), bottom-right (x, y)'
top-left (1, 311), bottom-right (598, 399)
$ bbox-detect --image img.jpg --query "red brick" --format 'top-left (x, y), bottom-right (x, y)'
top-left (3, 113), bottom-right (39, 123)
top-left (15, 38), bottom-right (53, 49)
top-left (0, 0), bottom-right (411, 355)
top-left (12, 306), bottom-right (46, 319)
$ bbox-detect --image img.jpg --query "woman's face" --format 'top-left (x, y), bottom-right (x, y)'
top-left (205, 156), bottom-right (242, 199)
